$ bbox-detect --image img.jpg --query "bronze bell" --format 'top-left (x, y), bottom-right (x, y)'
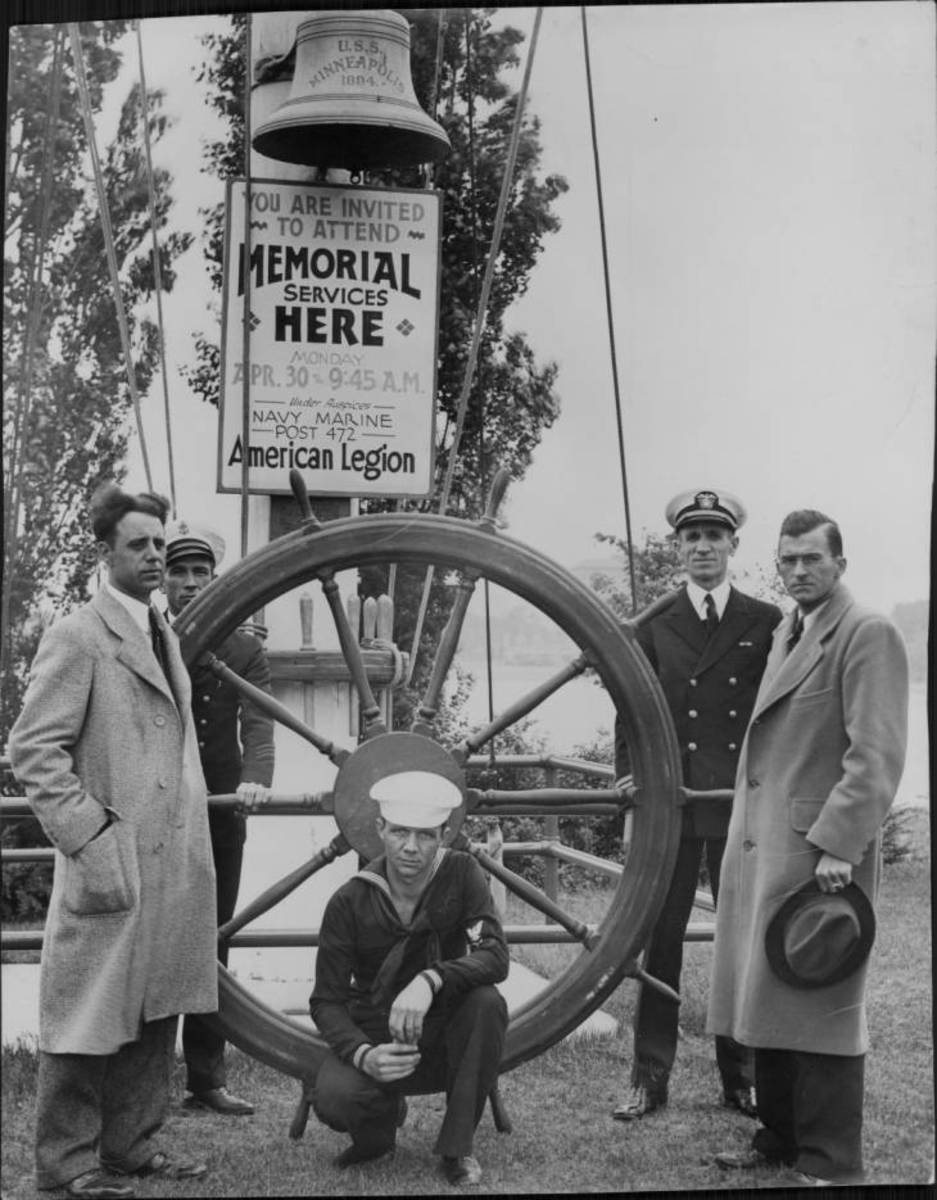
top-left (252, 10), bottom-right (451, 170)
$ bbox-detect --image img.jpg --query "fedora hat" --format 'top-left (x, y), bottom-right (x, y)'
top-left (765, 879), bottom-right (875, 990)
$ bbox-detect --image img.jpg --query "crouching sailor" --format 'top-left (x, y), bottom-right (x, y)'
top-left (309, 770), bottom-right (509, 1186)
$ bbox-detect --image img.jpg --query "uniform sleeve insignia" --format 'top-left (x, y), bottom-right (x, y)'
top-left (466, 920), bottom-right (484, 945)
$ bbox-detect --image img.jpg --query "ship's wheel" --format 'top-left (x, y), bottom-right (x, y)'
top-left (173, 473), bottom-right (682, 1080)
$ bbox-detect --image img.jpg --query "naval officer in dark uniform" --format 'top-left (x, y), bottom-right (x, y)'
top-left (613, 488), bottom-right (781, 1121)
top-left (162, 522), bottom-right (276, 1116)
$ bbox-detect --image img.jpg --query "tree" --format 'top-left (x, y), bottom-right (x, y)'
top-left (184, 9), bottom-right (569, 726)
top-left (2, 21), bottom-right (192, 738)
top-left (590, 529), bottom-right (684, 617)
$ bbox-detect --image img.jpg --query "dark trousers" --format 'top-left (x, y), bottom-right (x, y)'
top-left (35, 1016), bottom-right (177, 1189)
top-left (313, 985), bottom-right (507, 1159)
top-left (752, 1047), bottom-right (865, 1181)
top-left (182, 815), bottom-right (244, 1093)
top-left (632, 834), bottom-right (751, 1096)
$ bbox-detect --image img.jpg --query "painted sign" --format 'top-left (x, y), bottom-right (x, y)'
top-left (218, 179), bottom-right (441, 496)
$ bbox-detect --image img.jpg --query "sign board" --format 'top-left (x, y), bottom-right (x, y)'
top-left (218, 179), bottom-right (441, 496)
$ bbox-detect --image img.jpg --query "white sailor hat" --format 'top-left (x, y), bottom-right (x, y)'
top-left (165, 520), bottom-right (226, 569)
top-left (370, 771), bottom-right (463, 829)
top-left (665, 488), bottom-right (746, 533)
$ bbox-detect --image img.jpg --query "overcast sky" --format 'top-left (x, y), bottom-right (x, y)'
top-left (91, 4), bottom-right (935, 614)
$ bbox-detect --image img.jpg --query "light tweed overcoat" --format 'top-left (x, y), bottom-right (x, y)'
top-left (9, 587), bottom-right (218, 1054)
top-left (707, 583), bottom-right (908, 1056)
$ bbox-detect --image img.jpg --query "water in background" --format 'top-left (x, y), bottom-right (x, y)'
top-left (457, 658), bottom-right (930, 810)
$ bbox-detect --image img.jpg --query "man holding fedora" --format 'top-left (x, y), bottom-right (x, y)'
top-left (309, 770), bottom-right (509, 1186)
top-left (708, 509), bottom-right (909, 1185)
top-left (162, 521), bottom-right (275, 1117)
top-left (613, 488), bottom-right (781, 1121)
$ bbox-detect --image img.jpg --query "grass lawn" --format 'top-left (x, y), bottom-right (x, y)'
top-left (1, 816), bottom-right (931, 1195)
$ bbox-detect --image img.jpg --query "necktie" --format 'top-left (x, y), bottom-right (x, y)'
top-left (148, 608), bottom-right (171, 682)
top-left (786, 610), bottom-right (804, 655)
top-left (703, 592), bottom-right (719, 638)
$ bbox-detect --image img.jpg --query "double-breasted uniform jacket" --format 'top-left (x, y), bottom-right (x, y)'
top-left (707, 583), bottom-right (908, 1055)
top-left (616, 585), bottom-right (782, 837)
top-left (8, 589), bottom-right (218, 1055)
top-left (187, 628), bottom-right (275, 805)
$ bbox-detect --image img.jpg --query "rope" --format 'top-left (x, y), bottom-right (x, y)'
top-left (240, 14), bottom-right (253, 560)
top-left (406, 8), bottom-right (544, 682)
top-left (68, 23), bottom-right (154, 491)
top-left (428, 8), bottom-right (448, 119)
top-left (1, 26), bottom-right (65, 694)
top-left (464, 14), bottom-right (497, 742)
top-left (134, 20), bottom-right (177, 516)
top-left (580, 7), bottom-right (638, 613)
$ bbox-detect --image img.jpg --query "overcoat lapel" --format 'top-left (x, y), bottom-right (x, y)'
top-left (752, 583), bottom-right (853, 719)
top-left (151, 605), bottom-right (189, 711)
top-left (91, 589), bottom-right (179, 710)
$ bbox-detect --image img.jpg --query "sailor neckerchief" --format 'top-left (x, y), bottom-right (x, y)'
top-left (355, 847), bottom-right (449, 1006)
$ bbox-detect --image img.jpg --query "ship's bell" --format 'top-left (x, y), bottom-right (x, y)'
top-left (252, 10), bottom-right (451, 170)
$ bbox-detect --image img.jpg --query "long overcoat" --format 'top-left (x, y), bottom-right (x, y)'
top-left (707, 583), bottom-right (908, 1055)
top-left (9, 588), bottom-right (218, 1054)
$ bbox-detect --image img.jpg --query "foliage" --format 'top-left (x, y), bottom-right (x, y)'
top-left (881, 805), bottom-right (916, 866)
top-left (2, 22), bottom-right (192, 738)
top-left (590, 528), bottom-right (684, 616)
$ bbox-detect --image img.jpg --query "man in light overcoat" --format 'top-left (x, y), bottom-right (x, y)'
top-left (9, 484), bottom-right (218, 1200)
top-left (708, 509), bottom-right (908, 1186)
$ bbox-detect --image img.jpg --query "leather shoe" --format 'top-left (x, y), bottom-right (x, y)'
top-left (64, 1171), bottom-right (135, 1199)
top-left (612, 1085), bottom-right (666, 1121)
top-left (185, 1086), bottom-right (255, 1115)
top-left (120, 1152), bottom-right (208, 1180)
top-left (334, 1143), bottom-right (395, 1169)
top-left (442, 1155), bottom-right (483, 1185)
top-left (723, 1085), bottom-right (758, 1118)
top-left (780, 1169), bottom-right (832, 1187)
top-left (714, 1147), bottom-right (781, 1170)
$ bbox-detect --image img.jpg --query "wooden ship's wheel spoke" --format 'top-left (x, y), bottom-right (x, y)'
top-left (201, 651), bottom-right (349, 766)
top-left (317, 570), bottom-right (386, 738)
top-left (218, 833), bottom-right (349, 944)
top-left (455, 655), bottom-right (591, 763)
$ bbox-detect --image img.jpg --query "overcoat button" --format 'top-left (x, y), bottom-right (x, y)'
top-left (154, 715), bottom-right (165, 727)
top-left (729, 710), bottom-right (737, 717)
top-left (728, 676), bottom-right (738, 685)
top-left (728, 743), bottom-right (737, 751)
top-left (687, 742), bottom-right (698, 751)
top-left (689, 678), bottom-right (698, 687)
top-left (747, 778), bottom-right (759, 788)
top-left (688, 709), bottom-right (698, 718)
top-left (743, 839), bottom-right (755, 851)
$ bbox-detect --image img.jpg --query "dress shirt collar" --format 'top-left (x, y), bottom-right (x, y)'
top-left (686, 579), bottom-right (731, 621)
top-left (798, 597), bottom-right (831, 634)
top-left (104, 580), bottom-right (154, 636)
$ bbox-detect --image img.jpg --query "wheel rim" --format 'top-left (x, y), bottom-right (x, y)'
top-left (175, 512), bottom-right (682, 1078)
